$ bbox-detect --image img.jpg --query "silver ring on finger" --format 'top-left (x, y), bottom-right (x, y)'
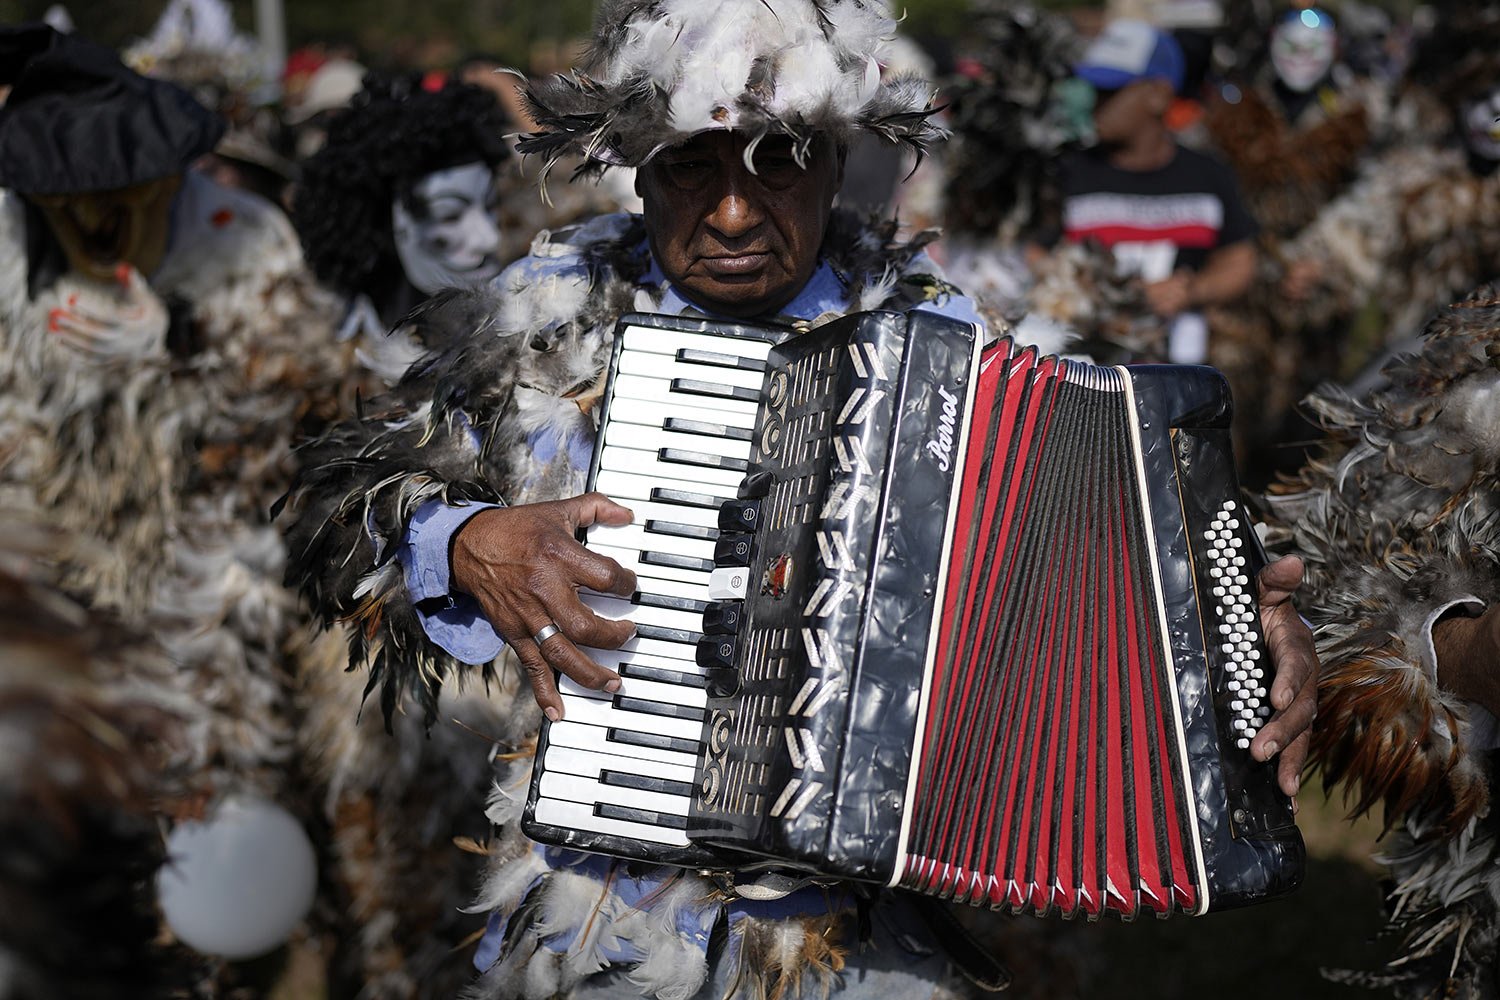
top-left (532, 622), bottom-right (562, 646)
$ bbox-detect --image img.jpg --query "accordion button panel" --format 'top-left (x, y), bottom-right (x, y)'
top-left (529, 324), bottom-right (779, 857)
top-left (1203, 500), bottom-right (1271, 749)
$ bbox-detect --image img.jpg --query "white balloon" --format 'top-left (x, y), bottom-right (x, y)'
top-left (156, 795), bottom-right (318, 960)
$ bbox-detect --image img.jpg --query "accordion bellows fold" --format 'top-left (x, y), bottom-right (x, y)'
top-left (519, 0), bottom-right (945, 177)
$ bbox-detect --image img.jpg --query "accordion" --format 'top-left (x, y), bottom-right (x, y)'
top-left (523, 310), bottom-right (1305, 918)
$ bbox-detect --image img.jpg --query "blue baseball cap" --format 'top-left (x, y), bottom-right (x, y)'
top-left (1074, 19), bottom-right (1186, 93)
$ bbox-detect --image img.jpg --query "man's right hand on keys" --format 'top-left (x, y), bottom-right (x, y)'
top-left (451, 493), bottom-right (639, 720)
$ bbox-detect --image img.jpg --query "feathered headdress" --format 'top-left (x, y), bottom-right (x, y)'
top-left (518, 0), bottom-right (945, 178)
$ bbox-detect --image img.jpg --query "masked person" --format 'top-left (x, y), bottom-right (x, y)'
top-left (0, 24), bottom-right (350, 988)
top-left (1277, 6), bottom-right (1500, 382)
top-left (294, 74), bottom-right (516, 385)
top-left (1195, 8), bottom-right (1382, 484)
top-left (296, 72), bottom-right (641, 388)
top-left (282, 3), bottom-right (1318, 997)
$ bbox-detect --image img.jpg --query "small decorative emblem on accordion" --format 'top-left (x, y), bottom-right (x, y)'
top-left (761, 553), bottom-right (794, 600)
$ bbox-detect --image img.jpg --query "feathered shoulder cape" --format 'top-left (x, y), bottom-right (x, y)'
top-left (1262, 285), bottom-right (1500, 995)
top-left (281, 210), bottom-right (964, 725)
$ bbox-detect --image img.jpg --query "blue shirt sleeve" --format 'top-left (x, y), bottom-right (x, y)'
top-left (399, 499), bottom-right (506, 664)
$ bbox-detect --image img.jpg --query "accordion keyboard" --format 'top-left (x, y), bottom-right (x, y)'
top-left (528, 323), bottom-right (780, 854)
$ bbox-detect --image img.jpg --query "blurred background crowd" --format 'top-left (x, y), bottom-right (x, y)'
top-left (0, 0), bottom-right (1496, 998)
top-left (5, 0), bottom-right (1487, 487)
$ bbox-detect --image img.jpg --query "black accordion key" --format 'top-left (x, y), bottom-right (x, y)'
top-left (596, 803), bottom-right (690, 830)
top-left (600, 771), bottom-right (697, 798)
top-left (670, 378), bottom-right (760, 403)
top-left (607, 728), bottom-right (703, 756)
top-left (662, 416), bottom-right (754, 442)
top-left (619, 662), bottom-right (710, 688)
top-left (614, 696), bottom-right (705, 723)
top-left (651, 487), bottom-right (733, 509)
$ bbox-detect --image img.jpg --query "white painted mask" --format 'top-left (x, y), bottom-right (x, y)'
top-left (391, 161), bottom-right (503, 295)
top-left (1462, 86), bottom-right (1500, 162)
top-left (1270, 10), bottom-right (1336, 94)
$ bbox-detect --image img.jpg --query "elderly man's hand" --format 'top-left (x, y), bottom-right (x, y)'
top-left (451, 493), bottom-right (638, 721)
top-left (1250, 554), bottom-right (1319, 800)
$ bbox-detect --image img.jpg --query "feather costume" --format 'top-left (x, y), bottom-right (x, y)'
top-left (1203, 82), bottom-right (1373, 243)
top-left (938, 1), bottom-right (1085, 248)
top-left (0, 170), bottom-right (352, 994)
top-left (0, 174), bottom-right (349, 795)
top-left (1261, 286), bottom-right (1500, 998)
top-left (0, 32), bottom-right (369, 996)
top-left (518, 0), bottom-right (945, 181)
top-left (0, 519), bottom-right (200, 1000)
top-left (1277, 144), bottom-right (1500, 372)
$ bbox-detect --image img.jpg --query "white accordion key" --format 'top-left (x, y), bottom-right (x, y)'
top-left (531, 798), bottom-right (690, 847)
top-left (541, 745), bottom-right (698, 786)
top-left (544, 720), bottom-right (701, 770)
top-left (617, 350), bottom-right (767, 391)
top-left (620, 325), bottom-right (777, 361)
top-left (558, 673), bottom-right (707, 710)
top-left (587, 524), bottom-right (717, 562)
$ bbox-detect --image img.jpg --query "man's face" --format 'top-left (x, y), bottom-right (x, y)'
top-left (1091, 79), bottom-right (1170, 146)
top-left (32, 176), bottom-right (181, 282)
top-left (636, 131), bottom-right (844, 319)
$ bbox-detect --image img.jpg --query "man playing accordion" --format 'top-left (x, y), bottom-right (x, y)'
top-left (283, 2), bottom-right (1319, 996)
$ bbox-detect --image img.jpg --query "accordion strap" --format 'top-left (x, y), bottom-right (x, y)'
top-left (910, 896), bottom-right (1013, 994)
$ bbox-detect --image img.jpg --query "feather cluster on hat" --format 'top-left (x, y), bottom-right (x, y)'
top-left (519, 0), bottom-right (945, 178)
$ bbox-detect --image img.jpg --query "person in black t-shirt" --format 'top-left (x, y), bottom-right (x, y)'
top-left (1032, 19), bottom-right (1258, 363)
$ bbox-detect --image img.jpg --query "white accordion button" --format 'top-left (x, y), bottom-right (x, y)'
top-left (708, 567), bottom-right (750, 600)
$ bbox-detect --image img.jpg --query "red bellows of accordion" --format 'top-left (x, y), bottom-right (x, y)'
top-left (899, 342), bottom-right (1200, 919)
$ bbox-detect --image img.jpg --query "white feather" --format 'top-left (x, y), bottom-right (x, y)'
top-left (1011, 312), bottom-right (1081, 357)
top-left (661, 0), bottom-right (758, 133)
top-left (618, 876), bottom-right (715, 1000)
top-left (821, 0), bottom-right (898, 64)
top-left (771, 40), bottom-right (844, 119)
top-left (465, 844), bottom-right (548, 914)
top-left (483, 762), bottom-right (532, 826)
top-left (528, 870), bottom-right (620, 980)
top-left (522, 951), bottom-right (563, 999)
top-left (602, 15), bottom-right (686, 88)
top-left (624, 934), bottom-right (709, 1000)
